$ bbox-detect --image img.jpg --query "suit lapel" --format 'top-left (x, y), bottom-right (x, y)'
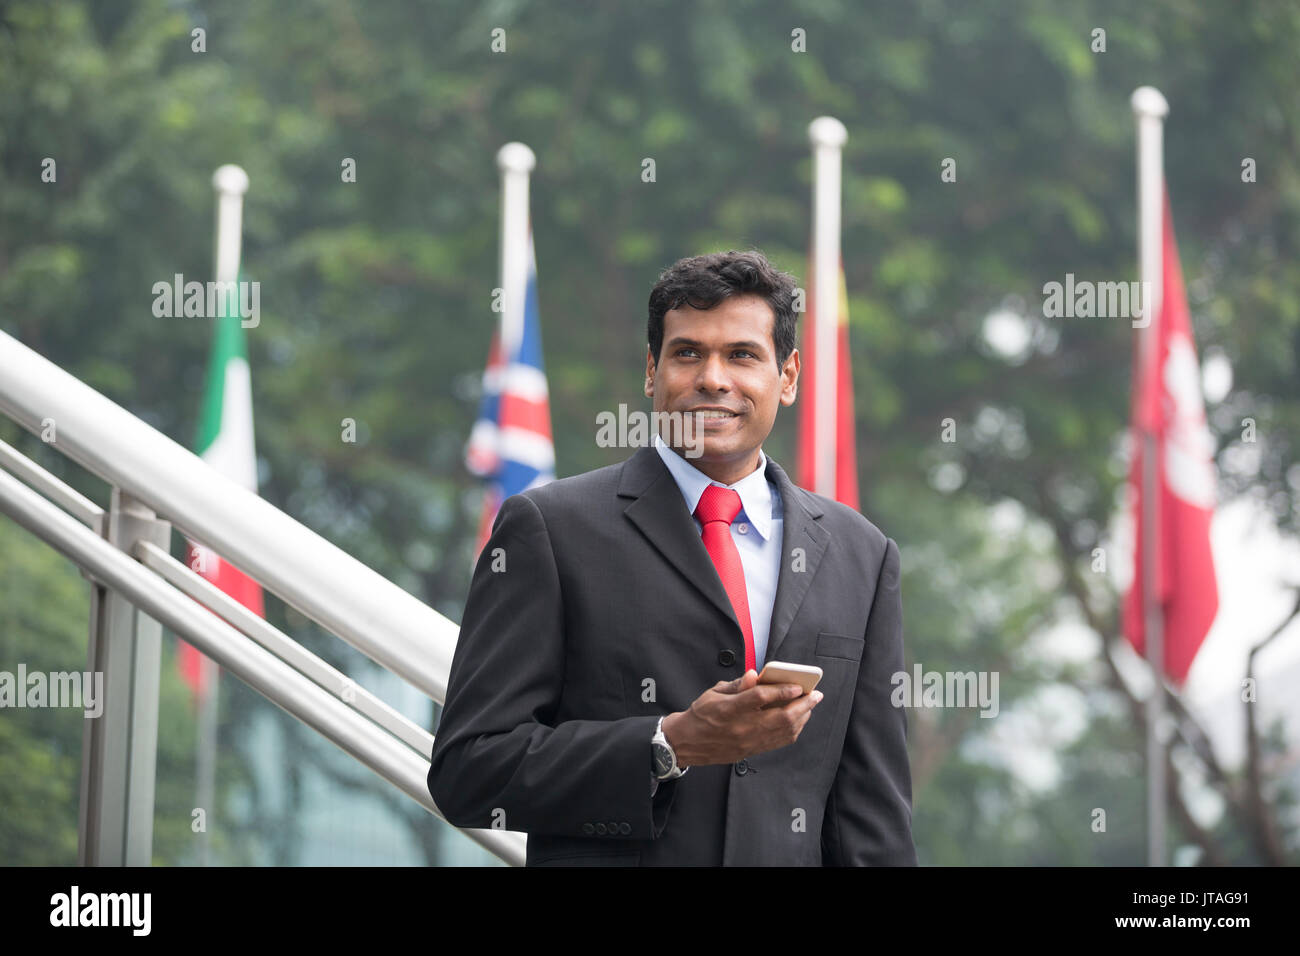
top-left (617, 444), bottom-right (830, 666)
top-left (619, 445), bottom-right (742, 633)
top-left (761, 454), bottom-right (828, 663)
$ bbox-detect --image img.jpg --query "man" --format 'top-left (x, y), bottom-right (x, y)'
top-left (428, 249), bottom-right (916, 866)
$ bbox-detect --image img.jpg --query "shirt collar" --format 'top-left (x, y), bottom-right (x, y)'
top-left (652, 431), bottom-right (776, 540)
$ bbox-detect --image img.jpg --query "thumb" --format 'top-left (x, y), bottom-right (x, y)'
top-left (715, 670), bottom-right (754, 694)
top-left (733, 669), bottom-right (759, 691)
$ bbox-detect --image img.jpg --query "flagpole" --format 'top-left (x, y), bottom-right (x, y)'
top-left (196, 163), bottom-right (249, 865)
top-left (1132, 86), bottom-right (1168, 868)
top-left (497, 143), bottom-right (535, 373)
top-left (466, 143), bottom-right (536, 577)
top-left (809, 117), bottom-right (846, 499)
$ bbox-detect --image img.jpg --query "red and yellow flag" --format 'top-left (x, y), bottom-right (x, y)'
top-left (797, 257), bottom-right (859, 509)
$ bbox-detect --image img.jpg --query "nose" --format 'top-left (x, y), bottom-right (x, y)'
top-left (697, 352), bottom-right (732, 393)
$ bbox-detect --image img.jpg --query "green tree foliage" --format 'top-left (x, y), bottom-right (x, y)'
top-left (1, 0), bottom-right (1296, 864)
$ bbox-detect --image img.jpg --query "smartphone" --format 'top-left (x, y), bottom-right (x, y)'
top-left (756, 660), bottom-right (823, 697)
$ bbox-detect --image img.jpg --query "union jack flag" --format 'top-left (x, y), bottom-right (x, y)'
top-left (465, 227), bottom-right (555, 558)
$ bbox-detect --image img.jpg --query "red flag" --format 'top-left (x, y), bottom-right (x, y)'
top-left (178, 545), bottom-right (265, 698)
top-left (1122, 189), bottom-right (1219, 685)
top-left (797, 256), bottom-right (860, 509)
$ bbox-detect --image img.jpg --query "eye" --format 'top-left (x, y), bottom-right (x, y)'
top-left (734, 350), bottom-right (755, 359)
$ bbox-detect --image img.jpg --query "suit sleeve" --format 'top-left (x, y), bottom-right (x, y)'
top-left (821, 536), bottom-right (918, 865)
top-left (427, 492), bottom-right (679, 840)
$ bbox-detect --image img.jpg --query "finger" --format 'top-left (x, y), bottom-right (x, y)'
top-left (748, 682), bottom-right (804, 709)
top-left (799, 694), bottom-right (823, 723)
top-left (778, 689), bottom-right (823, 715)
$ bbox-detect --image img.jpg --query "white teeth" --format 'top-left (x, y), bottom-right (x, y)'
top-left (696, 411), bottom-right (736, 418)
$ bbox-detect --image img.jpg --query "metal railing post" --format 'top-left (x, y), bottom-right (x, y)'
top-left (78, 488), bottom-right (170, 865)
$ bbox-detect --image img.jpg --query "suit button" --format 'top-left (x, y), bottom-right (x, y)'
top-left (735, 759), bottom-right (749, 776)
top-left (718, 650), bottom-right (736, 666)
top-left (595, 822), bottom-right (608, 835)
top-left (582, 823), bottom-right (594, 835)
top-left (619, 822), bottom-right (631, 835)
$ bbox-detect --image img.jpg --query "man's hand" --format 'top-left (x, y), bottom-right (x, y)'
top-left (660, 670), bottom-right (823, 767)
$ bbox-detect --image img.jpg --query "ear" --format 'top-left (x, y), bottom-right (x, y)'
top-left (780, 347), bottom-right (800, 406)
top-left (644, 345), bottom-right (656, 397)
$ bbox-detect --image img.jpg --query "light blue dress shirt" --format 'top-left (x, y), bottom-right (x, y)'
top-left (651, 431), bottom-right (784, 671)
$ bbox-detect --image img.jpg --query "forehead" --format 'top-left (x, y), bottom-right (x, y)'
top-left (663, 294), bottom-right (775, 344)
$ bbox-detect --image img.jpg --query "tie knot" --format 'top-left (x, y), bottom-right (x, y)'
top-left (694, 484), bottom-right (743, 526)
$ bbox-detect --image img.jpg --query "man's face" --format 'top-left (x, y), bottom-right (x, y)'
top-left (645, 293), bottom-right (799, 485)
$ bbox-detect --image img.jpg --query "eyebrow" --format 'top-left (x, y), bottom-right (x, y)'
top-left (665, 337), bottom-right (768, 354)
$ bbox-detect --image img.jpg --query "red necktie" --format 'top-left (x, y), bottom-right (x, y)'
top-left (694, 485), bottom-right (755, 673)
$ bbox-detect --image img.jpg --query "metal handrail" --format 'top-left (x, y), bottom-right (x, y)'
top-left (0, 463), bottom-right (525, 865)
top-left (133, 539), bottom-right (434, 758)
top-left (0, 437), bottom-right (104, 532)
top-left (0, 329), bottom-right (457, 702)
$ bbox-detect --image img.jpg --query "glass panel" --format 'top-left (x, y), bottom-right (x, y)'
top-left (0, 517), bottom-right (89, 865)
top-left (151, 609), bottom-right (504, 866)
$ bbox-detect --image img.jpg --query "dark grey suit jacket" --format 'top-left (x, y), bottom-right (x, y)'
top-left (427, 443), bottom-right (917, 866)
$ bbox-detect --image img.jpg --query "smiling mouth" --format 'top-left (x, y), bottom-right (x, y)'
top-left (687, 408), bottom-right (742, 419)
top-left (686, 410), bottom-right (742, 434)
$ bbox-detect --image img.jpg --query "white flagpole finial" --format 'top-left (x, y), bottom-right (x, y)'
top-left (212, 166), bottom-right (249, 285)
top-left (1130, 87), bottom-right (1169, 119)
top-left (808, 116), bottom-right (847, 148)
top-left (212, 164), bottom-right (250, 197)
top-left (497, 142), bottom-right (536, 174)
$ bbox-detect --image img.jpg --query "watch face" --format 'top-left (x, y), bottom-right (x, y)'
top-left (653, 744), bottom-right (672, 776)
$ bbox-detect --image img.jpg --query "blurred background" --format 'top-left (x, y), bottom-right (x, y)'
top-left (1, 0), bottom-right (1298, 866)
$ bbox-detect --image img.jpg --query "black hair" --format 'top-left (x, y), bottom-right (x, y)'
top-left (647, 249), bottom-right (798, 370)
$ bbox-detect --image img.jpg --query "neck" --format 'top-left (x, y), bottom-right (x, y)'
top-left (670, 446), bottom-right (761, 487)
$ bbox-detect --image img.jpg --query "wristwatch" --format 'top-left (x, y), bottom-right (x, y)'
top-left (651, 715), bottom-right (688, 781)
